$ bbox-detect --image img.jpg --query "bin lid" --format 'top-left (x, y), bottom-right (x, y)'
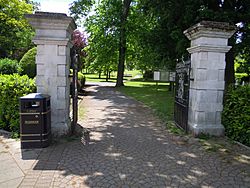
top-left (20, 93), bottom-right (50, 99)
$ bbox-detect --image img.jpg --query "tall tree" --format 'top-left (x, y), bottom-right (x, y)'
top-left (140, 0), bottom-right (250, 86)
top-left (71, 0), bottom-right (250, 87)
top-left (71, 0), bottom-right (133, 86)
top-left (116, 0), bottom-right (132, 86)
top-left (86, 0), bottom-right (120, 78)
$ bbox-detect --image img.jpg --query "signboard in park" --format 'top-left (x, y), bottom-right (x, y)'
top-left (154, 71), bottom-right (160, 81)
top-left (160, 71), bottom-right (169, 81)
top-left (153, 71), bottom-right (175, 82)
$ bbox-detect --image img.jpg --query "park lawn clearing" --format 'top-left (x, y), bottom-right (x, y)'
top-left (117, 80), bottom-right (174, 122)
top-left (123, 70), bottom-right (141, 78)
top-left (84, 73), bottom-right (117, 83)
top-left (84, 70), bottom-right (141, 83)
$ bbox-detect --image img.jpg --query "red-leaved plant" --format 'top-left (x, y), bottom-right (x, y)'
top-left (72, 30), bottom-right (87, 57)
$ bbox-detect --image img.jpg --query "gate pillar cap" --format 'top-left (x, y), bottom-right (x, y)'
top-left (184, 21), bottom-right (236, 40)
top-left (28, 11), bottom-right (68, 18)
top-left (25, 11), bottom-right (77, 34)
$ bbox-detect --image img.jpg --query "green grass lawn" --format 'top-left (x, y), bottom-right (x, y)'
top-left (84, 70), bottom-right (141, 83)
top-left (84, 73), bottom-right (117, 82)
top-left (123, 70), bottom-right (142, 77)
top-left (117, 80), bottom-right (175, 122)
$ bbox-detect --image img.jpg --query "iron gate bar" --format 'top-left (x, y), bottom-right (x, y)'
top-left (71, 47), bottom-right (78, 134)
top-left (174, 59), bottom-right (191, 132)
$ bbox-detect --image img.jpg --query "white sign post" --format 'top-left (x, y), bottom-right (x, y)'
top-left (153, 71), bottom-right (160, 90)
top-left (154, 71), bottom-right (160, 81)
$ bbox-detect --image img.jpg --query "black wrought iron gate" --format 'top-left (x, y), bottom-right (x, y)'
top-left (174, 59), bottom-right (191, 132)
top-left (70, 47), bottom-right (79, 134)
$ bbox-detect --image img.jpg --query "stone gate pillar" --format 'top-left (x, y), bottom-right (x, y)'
top-left (26, 12), bottom-right (76, 136)
top-left (184, 21), bottom-right (235, 136)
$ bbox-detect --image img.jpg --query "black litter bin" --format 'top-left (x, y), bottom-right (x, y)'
top-left (20, 93), bottom-right (51, 149)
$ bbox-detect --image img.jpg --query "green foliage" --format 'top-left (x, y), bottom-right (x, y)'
top-left (0, 58), bottom-right (19, 74)
top-left (197, 133), bottom-right (211, 140)
top-left (143, 71), bottom-right (153, 80)
top-left (167, 122), bottom-right (185, 135)
top-left (0, 74), bottom-right (36, 134)
top-left (222, 85), bottom-right (250, 146)
top-left (235, 73), bottom-right (248, 83)
top-left (139, 0), bottom-right (250, 80)
top-left (78, 72), bottom-right (86, 87)
top-left (139, 0), bottom-right (200, 65)
top-left (0, 0), bottom-right (35, 59)
top-left (70, 70), bottom-right (86, 91)
top-left (70, 0), bottom-right (94, 19)
top-left (71, 0), bottom-right (132, 85)
top-left (235, 49), bottom-right (250, 76)
top-left (19, 47), bottom-right (37, 78)
top-left (71, 0), bottom-right (250, 86)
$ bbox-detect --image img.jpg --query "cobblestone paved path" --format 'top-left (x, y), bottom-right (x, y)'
top-left (2, 83), bottom-right (250, 188)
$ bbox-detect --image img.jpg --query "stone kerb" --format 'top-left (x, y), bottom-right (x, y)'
top-left (26, 12), bottom-right (77, 136)
top-left (184, 21), bottom-right (235, 136)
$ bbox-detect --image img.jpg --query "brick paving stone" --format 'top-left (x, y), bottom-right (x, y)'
top-left (0, 82), bottom-right (250, 187)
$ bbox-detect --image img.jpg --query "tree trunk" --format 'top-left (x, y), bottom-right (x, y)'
top-left (106, 69), bottom-right (109, 82)
top-left (98, 71), bottom-right (101, 79)
top-left (116, 0), bottom-right (132, 87)
top-left (108, 71), bottom-right (112, 79)
top-left (224, 37), bottom-right (235, 90)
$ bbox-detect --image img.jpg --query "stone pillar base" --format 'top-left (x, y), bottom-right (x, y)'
top-left (51, 120), bottom-right (71, 137)
top-left (188, 123), bottom-right (225, 137)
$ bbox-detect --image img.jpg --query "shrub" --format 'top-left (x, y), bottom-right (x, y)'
top-left (0, 58), bottom-right (19, 74)
top-left (19, 47), bottom-right (37, 78)
top-left (78, 72), bottom-right (86, 87)
top-left (70, 69), bottom-right (86, 92)
top-left (143, 70), bottom-right (153, 80)
top-left (0, 74), bottom-right (36, 134)
top-left (222, 85), bottom-right (250, 146)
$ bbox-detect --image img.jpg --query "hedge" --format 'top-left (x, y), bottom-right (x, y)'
top-left (19, 47), bottom-right (37, 78)
top-left (0, 58), bottom-right (20, 74)
top-left (222, 85), bottom-right (250, 146)
top-left (0, 74), bottom-right (36, 134)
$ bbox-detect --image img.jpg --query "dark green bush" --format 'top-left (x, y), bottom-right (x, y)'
top-left (0, 74), bottom-right (36, 134)
top-left (222, 85), bottom-right (250, 146)
top-left (0, 58), bottom-right (19, 74)
top-left (19, 47), bottom-right (37, 78)
top-left (143, 70), bottom-right (153, 80)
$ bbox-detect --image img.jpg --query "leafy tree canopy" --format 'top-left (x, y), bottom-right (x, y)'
top-left (141, 0), bottom-right (250, 84)
top-left (0, 0), bottom-right (36, 59)
top-left (70, 0), bottom-right (250, 85)
top-left (70, 0), bottom-right (123, 80)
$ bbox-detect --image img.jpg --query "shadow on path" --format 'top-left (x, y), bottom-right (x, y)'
top-left (19, 83), bottom-right (250, 188)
